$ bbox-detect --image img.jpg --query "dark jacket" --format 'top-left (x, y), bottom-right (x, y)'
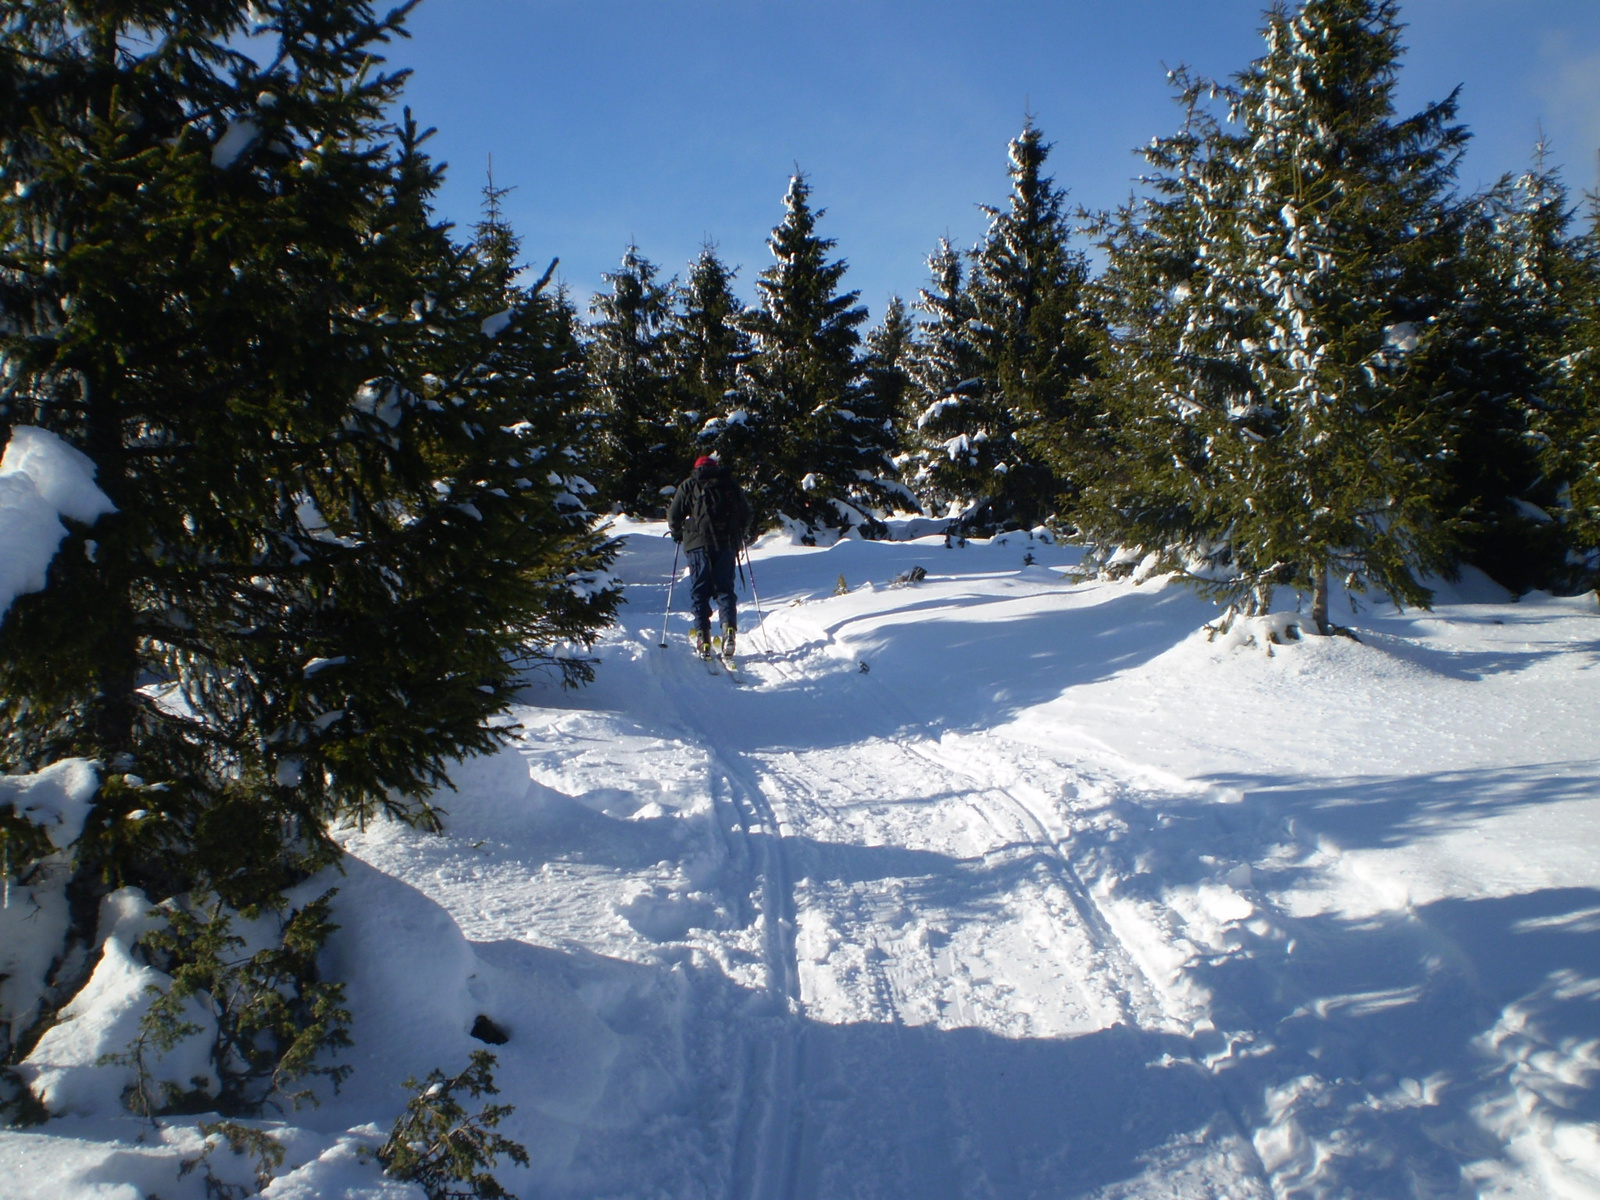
top-left (667, 462), bottom-right (752, 553)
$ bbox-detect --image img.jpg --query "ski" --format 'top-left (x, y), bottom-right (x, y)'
top-left (685, 646), bottom-right (741, 678)
top-left (682, 635), bottom-right (740, 678)
top-left (688, 640), bottom-right (720, 674)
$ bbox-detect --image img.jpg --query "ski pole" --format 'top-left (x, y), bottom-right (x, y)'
top-left (659, 541), bottom-right (681, 649)
top-left (742, 544), bottom-right (765, 651)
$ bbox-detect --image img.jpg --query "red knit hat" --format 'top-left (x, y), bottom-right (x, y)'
top-left (694, 455), bottom-right (716, 469)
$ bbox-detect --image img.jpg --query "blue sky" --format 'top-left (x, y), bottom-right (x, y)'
top-left (388, 1), bottom-right (1600, 324)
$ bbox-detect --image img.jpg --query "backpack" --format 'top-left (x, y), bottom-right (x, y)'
top-left (689, 473), bottom-right (743, 550)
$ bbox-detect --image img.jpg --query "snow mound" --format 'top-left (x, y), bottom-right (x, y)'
top-left (1206, 611), bottom-right (1310, 653)
top-left (262, 1126), bottom-right (424, 1199)
top-left (22, 904), bottom-right (217, 1118)
top-left (1, 760), bottom-right (101, 1058)
top-left (306, 852), bottom-right (653, 1183)
top-left (0, 757), bottom-right (99, 851)
top-left (0, 427), bottom-right (115, 621)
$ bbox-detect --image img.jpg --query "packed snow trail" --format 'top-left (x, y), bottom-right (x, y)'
top-left (351, 524), bottom-right (1596, 1200)
top-left (349, 527), bottom-right (1281, 1198)
top-left (649, 658), bottom-right (1252, 1197)
top-left (9, 522), bottom-right (1598, 1199)
top-left (652, 652), bottom-right (807, 1200)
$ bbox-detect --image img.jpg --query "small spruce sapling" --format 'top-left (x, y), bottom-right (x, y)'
top-left (103, 892), bottom-right (351, 1118)
top-left (179, 1120), bottom-right (287, 1199)
top-left (380, 1050), bottom-right (530, 1200)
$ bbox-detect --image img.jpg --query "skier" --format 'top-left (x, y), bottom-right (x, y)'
top-left (667, 454), bottom-right (753, 662)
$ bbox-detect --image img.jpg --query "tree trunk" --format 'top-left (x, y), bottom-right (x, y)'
top-left (84, 363), bottom-right (139, 761)
top-left (1310, 563), bottom-right (1331, 636)
top-left (1248, 582), bottom-right (1273, 617)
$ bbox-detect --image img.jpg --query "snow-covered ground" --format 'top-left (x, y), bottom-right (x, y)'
top-left (5, 520), bottom-right (1600, 1199)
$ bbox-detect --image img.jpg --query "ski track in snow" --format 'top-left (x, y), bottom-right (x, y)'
top-left (652, 648), bottom-right (807, 1200)
top-left (686, 626), bottom-right (1272, 1199)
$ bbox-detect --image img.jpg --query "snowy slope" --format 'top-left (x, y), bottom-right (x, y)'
top-left (4, 522), bottom-right (1599, 1199)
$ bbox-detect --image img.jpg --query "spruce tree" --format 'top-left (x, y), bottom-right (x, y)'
top-left (904, 239), bottom-right (987, 519)
top-left (966, 124), bottom-right (1101, 533)
top-left (0, 0), bottom-right (618, 1018)
top-left (462, 178), bottom-right (621, 668)
top-left (473, 164), bottom-right (522, 292)
top-left (1545, 198), bottom-right (1600, 572)
top-left (470, 167), bottom-right (598, 525)
top-left (587, 245), bottom-right (678, 515)
top-left (859, 296), bottom-right (917, 519)
top-left (665, 245), bottom-right (751, 482)
top-left (738, 174), bottom-right (878, 535)
top-left (1104, 0), bottom-right (1470, 632)
top-left (1442, 159), bottom-right (1578, 590)
top-left (1088, 71), bottom-right (1248, 578)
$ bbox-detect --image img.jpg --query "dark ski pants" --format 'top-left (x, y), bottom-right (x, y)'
top-left (686, 545), bottom-right (738, 632)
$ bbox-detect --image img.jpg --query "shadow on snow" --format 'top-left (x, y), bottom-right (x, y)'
top-left (465, 757), bottom-right (1600, 1196)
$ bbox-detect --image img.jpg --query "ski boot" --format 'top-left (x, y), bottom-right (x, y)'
top-left (719, 626), bottom-right (736, 666)
top-left (694, 621), bottom-right (713, 660)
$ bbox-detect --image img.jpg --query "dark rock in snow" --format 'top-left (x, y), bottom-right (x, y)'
top-left (470, 1014), bottom-right (510, 1045)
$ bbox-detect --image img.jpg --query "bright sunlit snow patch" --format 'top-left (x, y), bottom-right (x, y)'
top-left (0, 427), bottom-right (115, 621)
top-left (1383, 321), bottom-right (1420, 353)
top-left (211, 117), bottom-right (260, 168)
